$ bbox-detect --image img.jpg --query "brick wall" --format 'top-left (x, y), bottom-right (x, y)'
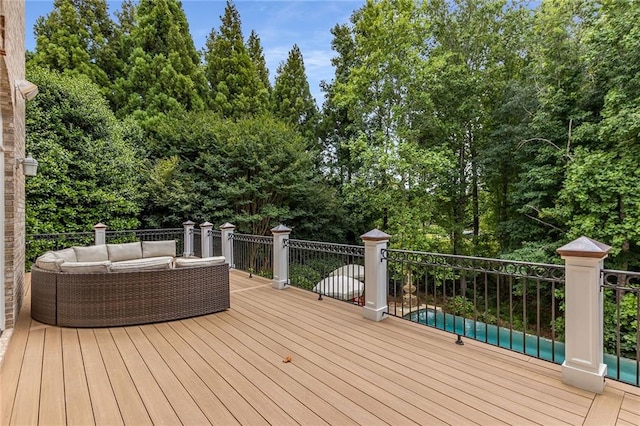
top-left (1, 0), bottom-right (26, 329)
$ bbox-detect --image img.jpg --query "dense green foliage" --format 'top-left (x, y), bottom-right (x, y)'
top-left (25, 0), bottom-right (640, 271)
top-left (25, 67), bottom-right (143, 233)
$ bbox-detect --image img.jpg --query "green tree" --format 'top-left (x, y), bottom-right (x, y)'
top-left (204, 1), bottom-right (269, 118)
top-left (143, 111), bottom-right (341, 239)
top-left (247, 30), bottom-right (271, 93)
top-left (141, 156), bottom-right (194, 228)
top-left (505, 0), bottom-right (595, 255)
top-left (319, 23), bottom-right (361, 197)
top-left (548, 0), bottom-right (640, 269)
top-left (25, 67), bottom-right (143, 233)
top-left (30, 0), bottom-right (117, 90)
top-left (201, 115), bottom-right (340, 237)
top-left (272, 44), bottom-right (319, 143)
top-left (330, 0), bottom-right (438, 240)
top-left (113, 0), bottom-right (207, 118)
top-left (422, 0), bottom-right (531, 255)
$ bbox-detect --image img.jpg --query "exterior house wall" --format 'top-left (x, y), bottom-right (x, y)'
top-left (0, 0), bottom-right (26, 330)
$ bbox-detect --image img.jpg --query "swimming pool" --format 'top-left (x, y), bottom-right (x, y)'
top-left (404, 308), bottom-right (639, 386)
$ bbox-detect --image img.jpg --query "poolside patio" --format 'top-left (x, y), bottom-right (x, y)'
top-left (1, 270), bottom-right (638, 425)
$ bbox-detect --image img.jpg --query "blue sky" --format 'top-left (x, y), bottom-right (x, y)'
top-left (25, 0), bottom-right (363, 105)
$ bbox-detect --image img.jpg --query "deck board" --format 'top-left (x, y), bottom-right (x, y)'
top-left (170, 320), bottom-right (296, 425)
top-left (584, 387), bottom-right (625, 426)
top-left (109, 327), bottom-right (181, 425)
top-left (93, 328), bottom-right (152, 425)
top-left (78, 329), bottom-right (124, 425)
top-left (1, 270), bottom-right (638, 425)
top-left (61, 328), bottom-right (95, 425)
top-left (39, 327), bottom-right (65, 425)
top-left (10, 327), bottom-right (44, 425)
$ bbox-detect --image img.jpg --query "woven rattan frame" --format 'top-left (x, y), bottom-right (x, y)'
top-left (31, 264), bottom-right (230, 327)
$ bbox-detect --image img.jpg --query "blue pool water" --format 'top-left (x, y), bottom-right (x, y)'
top-left (405, 308), bottom-right (639, 386)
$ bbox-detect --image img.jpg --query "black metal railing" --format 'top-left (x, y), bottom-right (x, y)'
top-left (383, 249), bottom-right (566, 364)
top-left (287, 239), bottom-right (365, 305)
top-left (192, 228), bottom-right (202, 257)
top-left (212, 230), bottom-right (222, 256)
top-left (601, 269), bottom-right (640, 386)
top-left (232, 233), bottom-right (273, 277)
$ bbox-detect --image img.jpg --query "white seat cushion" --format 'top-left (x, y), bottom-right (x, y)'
top-left (60, 261), bottom-right (111, 273)
top-left (142, 240), bottom-right (176, 258)
top-left (107, 242), bottom-right (142, 262)
top-left (174, 256), bottom-right (226, 268)
top-left (109, 256), bottom-right (173, 272)
top-left (73, 245), bottom-right (109, 262)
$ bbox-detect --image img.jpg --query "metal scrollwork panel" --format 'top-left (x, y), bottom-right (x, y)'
top-left (382, 249), bottom-right (565, 281)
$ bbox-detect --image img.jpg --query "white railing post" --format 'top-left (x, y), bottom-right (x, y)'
top-left (183, 220), bottom-right (195, 257)
top-left (220, 222), bottom-right (235, 268)
top-left (557, 236), bottom-right (611, 394)
top-left (93, 223), bottom-right (107, 245)
top-left (271, 224), bottom-right (291, 290)
top-left (200, 222), bottom-right (213, 258)
top-left (361, 229), bottom-right (390, 322)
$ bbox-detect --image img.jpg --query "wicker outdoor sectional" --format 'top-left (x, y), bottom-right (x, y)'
top-left (30, 241), bottom-right (230, 327)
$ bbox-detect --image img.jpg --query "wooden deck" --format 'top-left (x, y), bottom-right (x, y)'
top-left (1, 271), bottom-right (639, 425)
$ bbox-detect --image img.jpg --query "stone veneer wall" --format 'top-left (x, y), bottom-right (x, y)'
top-left (0, 0), bottom-right (26, 329)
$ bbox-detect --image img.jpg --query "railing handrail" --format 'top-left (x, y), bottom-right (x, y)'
top-left (288, 239), bottom-right (365, 256)
top-left (384, 248), bottom-right (563, 269)
top-left (106, 228), bottom-right (183, 234)
top-left (27, 231), bottom-right (94, 238)
top-left (602, 269), bottom-right (640, 289)
top-left (231, 233), bottom-right (273, 244)
top-left (383, 248), bottom-right (565, 281)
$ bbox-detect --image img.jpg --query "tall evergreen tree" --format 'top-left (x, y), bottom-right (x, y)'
top-left (204, 1), bottom-right (268, 118)
top-left (113, 0), bottom-right (207, 119)
top-left (30, 0), bottom-right (116, 90)
top-left (272, 44), bottom-right (318, 142)
top-left (247, 30), bottom-right (271, 93)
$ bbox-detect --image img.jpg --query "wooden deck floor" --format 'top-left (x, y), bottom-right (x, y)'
top-left (1, 270), bottom-right (639, 425)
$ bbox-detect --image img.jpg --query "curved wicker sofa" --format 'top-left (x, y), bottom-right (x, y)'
top-left (31, 242), bottom-right (230, 327)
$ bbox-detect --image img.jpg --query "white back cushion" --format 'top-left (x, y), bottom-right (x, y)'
top-left (54, 248), bottom-right (77, 262)
top-left (142, 240), bottom-right (176, 258)
top-left (73, 245), bottom-right (109, 262)
top-left (107, 242), bottom-right (142, 262)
